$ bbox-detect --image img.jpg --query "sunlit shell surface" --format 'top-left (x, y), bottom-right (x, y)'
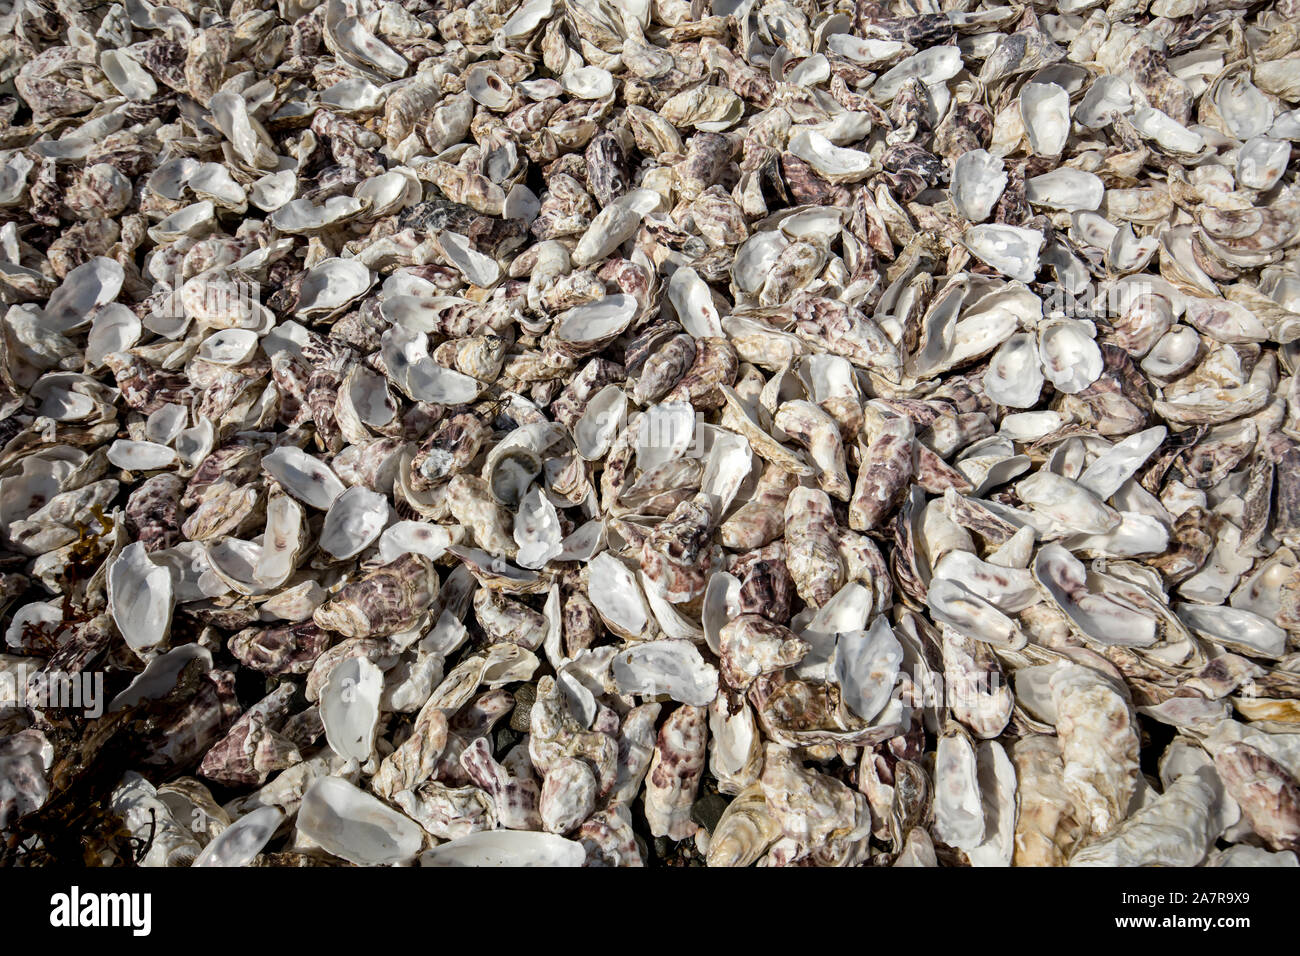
top-left (0, 0), bottom-right (1298, 872)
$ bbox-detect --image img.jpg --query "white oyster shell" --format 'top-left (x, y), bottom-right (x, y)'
top-left (297, 776), bottom-right (424, 865)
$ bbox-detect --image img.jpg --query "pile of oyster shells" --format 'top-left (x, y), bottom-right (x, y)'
top-left (1, 0), bottom-right (1300, 868)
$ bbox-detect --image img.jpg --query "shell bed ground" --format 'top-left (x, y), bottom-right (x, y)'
top-left (0, 0), bottom-right (1299, 868)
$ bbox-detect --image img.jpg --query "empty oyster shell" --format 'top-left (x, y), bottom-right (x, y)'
top-left (107, 542), bottom-right (174, 658)
top-left (319, 487), bottom-right (389, 560)
top-left (951, 150), bottom-right (1007, 223)
top-left (1020, 83), bottom-right (1071, 156)
top-left (787, 130), bottom-right (875, 183)
top-left (297, 776), bottom-right (424, 866)
top-left (320, 657), bottom-right (383, 762)
top-left (192, 807), bottom-right (283, 868)
top-left (421, 830), bottom-right (584, 866)
top-left (962, 225), bottom-right (1043, 283)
